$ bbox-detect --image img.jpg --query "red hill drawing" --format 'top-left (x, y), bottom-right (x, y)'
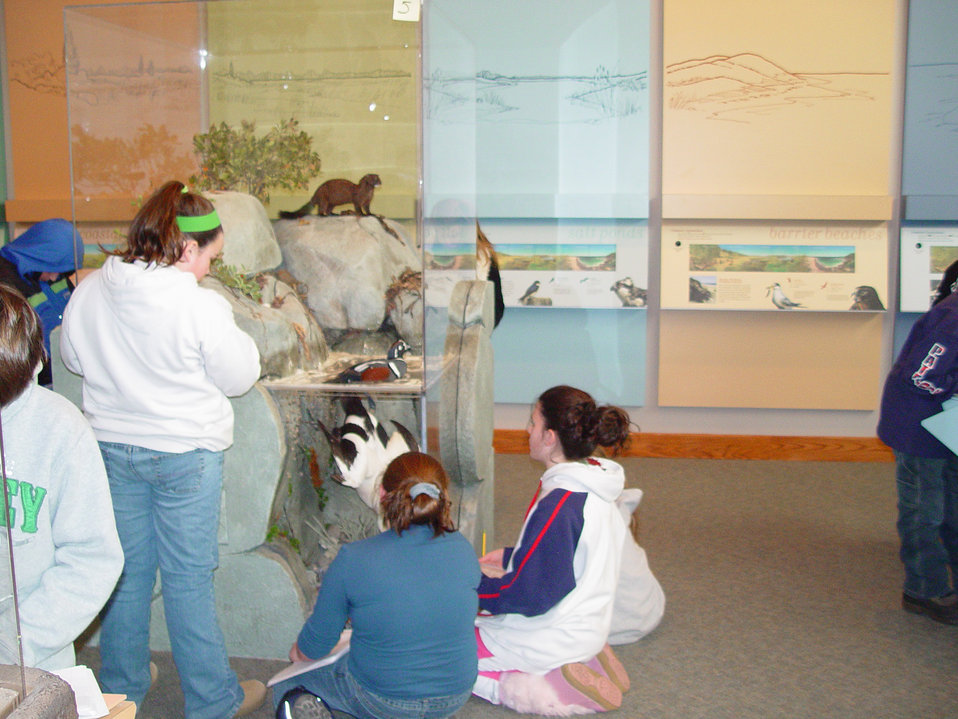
top-left (666, 53), bottom-right (853, 116)
top-left (669, 53), bottom-right (799, 88)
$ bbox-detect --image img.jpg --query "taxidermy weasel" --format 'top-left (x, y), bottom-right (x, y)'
top-left (476, 221), bottom-right (505, 328)
top-left (279, 174), bottom-right (382, 218)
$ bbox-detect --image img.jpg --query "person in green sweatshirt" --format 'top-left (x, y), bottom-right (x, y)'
top-left (0, 282), bottom-right (123, 670)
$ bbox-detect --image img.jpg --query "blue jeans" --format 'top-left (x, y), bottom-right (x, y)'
top-left (98, 442), bottom-right (243, 719)
top-left (894, 450), bottom-right (958, 599)
top-left (272, 653), bottom-right (471, 719)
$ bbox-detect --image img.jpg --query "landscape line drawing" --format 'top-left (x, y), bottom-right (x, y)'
top-left (666, 52), bottom-right (885, 123)
top-left (908, 62), bottom-right (958, 132)
top-left (425, 65), bottom-right (647, 123)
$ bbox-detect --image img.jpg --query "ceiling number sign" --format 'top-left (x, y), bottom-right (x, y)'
top-left (393, 0), bottom-right (420, 22)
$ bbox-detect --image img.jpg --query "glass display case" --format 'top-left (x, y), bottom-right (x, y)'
top-left (64, 0), bottom-right (489, 582)
top-left (63, 0), bottom-right (495, 660)
top-left (63, 0), bottom-right (449, 397)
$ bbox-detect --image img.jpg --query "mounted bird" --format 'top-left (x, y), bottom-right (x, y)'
top-left (314, 396), bottom-right (419, 521)
top-left (332, 338), bottom-right (411, 383)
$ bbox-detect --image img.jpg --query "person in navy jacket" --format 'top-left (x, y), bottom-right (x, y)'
top-left (878, 265), bottom-right (958, 625)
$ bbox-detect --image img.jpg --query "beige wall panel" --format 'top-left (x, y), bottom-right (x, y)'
top-left (658, 310), bottom-right (883, 409)
top-left (663, 0), bottom-right (897, 200)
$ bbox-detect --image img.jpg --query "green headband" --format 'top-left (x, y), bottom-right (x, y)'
top-left (176, 210), bottom-right (221, 233)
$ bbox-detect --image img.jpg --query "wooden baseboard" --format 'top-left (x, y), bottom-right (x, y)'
top-left (492, 430), bottom-right (894, 462)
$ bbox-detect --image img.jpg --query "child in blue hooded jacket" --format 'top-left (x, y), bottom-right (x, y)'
top-left (0, 218), bottom-right (84, 384)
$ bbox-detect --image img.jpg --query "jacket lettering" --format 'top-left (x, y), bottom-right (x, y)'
top-left (911, 343), bottom-right (948, 394)
top-left (1, 478), bottom-right (47, 534)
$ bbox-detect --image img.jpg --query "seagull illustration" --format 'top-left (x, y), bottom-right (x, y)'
top-left (518, 280), bottom-right (541, 304)
top-left (766, 282), bottom-right (803, 309)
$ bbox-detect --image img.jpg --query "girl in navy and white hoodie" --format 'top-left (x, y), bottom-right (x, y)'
top-left (474, 385), bottom-right (632, 712)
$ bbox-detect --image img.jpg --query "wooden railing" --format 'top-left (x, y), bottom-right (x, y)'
top-left (491, 430), bottom-right (894, 462)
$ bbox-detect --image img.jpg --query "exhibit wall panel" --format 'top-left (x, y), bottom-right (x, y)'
top-left (425, 0), bottom-right (651, 408)
top-left (206, 0), bottom-right (420, 219)
top-left (901, 0), bottom-right (958, 220)
top-left (657, 0), bottom-right (900, 410)
top-left (493, 307), bottom-right (647, 407)
top-left (661, 220), bottom-right (888, 312)
top-left (425, 0), bottom-right (651, 219)
top-left (662, 0), bottom-right (897, 205)
top-left (3, 0), bottom-right (183, 221)
top-left (658, 311), bottom-right (883, 410)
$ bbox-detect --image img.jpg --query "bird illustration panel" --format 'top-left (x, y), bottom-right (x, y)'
top-left (661, 220), bottom-right (887, 312)
top-left (424, 218), bottom-right (648, 310)
top-left (899, 224), bottom-right (958, 312)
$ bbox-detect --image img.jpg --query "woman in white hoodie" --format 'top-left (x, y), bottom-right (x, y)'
top-left (474, 385), bottom-right (632, 713)
top-left (60, 181), bottom-right (263, 719)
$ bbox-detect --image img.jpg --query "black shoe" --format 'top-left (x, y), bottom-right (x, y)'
top-left (902, 592), bottom-right (958, 625)
top-left (276, 687), bottom-right (333, 719)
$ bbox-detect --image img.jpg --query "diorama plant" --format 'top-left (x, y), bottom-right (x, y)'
top-left (265, 523), bottom-right (301, 553)
top-left (209, 257), bottom-right (263, 304)
top-left (190, 118), bottom-right (322, 204)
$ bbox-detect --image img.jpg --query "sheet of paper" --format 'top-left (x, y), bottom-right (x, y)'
top-left (50, 666), bottom-right (109, 719)
top-left (920, 397), bottom-right (958, 454)
top-left (267, 629), bottom-right (352, 687)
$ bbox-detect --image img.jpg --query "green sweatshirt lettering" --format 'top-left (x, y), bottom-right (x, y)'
top-left (1, 479), bottom-right (47, 534)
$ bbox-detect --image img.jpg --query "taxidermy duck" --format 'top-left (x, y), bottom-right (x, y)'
top-left (333, 339), bottom-right (411, 383)
top-left (315, 396), bottom-right (419, 521)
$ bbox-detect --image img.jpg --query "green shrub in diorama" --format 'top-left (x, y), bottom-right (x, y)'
top-left (190, 118), bottom-right (322, 204)
top-left (209, 256), bottom-right (263, 304)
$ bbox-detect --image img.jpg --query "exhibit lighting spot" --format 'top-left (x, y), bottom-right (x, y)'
top-left (384, 115), bottom-right (390, 121)
top-left (369, 103), bottom-right (377, 111)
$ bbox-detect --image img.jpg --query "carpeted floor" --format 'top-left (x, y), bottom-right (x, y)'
top-left (79, 455), bottom-right (958, 718)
